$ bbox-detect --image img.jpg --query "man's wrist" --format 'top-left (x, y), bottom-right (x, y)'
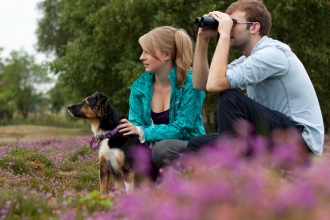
top-left (197, 33), bottom-right (211, 42)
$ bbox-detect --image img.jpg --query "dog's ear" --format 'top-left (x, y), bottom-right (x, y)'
top-left (93, 92), bottom-right (108, 119)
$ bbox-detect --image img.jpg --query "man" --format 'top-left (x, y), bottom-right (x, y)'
top-left (188, 0), bottom-right (324, 155)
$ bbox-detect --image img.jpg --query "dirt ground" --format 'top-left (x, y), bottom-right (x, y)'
top-left (0, 125), bottom-right (91, 143)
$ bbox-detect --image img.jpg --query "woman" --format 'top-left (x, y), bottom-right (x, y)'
top-left (118, 26), bottom-right (205, 169)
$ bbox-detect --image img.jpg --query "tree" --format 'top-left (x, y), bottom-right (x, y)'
top-left (36, 0), bottom-right (74, 57)
top-left (37, 0), bottom-right (228, 125)
top-left (0, 50), bottom-right (50, 119)
top-left (0, 48), bottom-right (14, 122)
top-left (36, 0), bottom-right (330, 132)
top-left (48, 81), bottom-right (66, 114)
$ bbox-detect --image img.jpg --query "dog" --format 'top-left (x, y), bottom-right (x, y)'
top-left (68, 92), bottom-right (144, 194)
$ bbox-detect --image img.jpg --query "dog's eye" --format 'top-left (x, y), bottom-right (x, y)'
top-left (82, 102), bottom-right (88, 107)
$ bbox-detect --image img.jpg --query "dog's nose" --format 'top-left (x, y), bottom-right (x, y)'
top-left (68, 105), bottom-right (73, 110)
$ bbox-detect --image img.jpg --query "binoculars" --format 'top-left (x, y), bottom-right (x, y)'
top-left (195, 16), bottom-right (218, 28)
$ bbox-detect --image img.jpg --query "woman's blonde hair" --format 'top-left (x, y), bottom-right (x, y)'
top-left (138, 26), bottom-right (193, 87)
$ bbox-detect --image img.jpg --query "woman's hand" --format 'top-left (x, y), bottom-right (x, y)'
top-left (117, 119), bottom-right (138, 136)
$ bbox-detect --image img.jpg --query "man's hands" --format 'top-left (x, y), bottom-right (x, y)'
top-left (197, 14), bottom-right (218, 40)
top-left (117, 119), bottom-right (138, 136)
top-left (199, 11), bottom-right (232, 39)
top-left (209, 11), bottom-right (233, 37)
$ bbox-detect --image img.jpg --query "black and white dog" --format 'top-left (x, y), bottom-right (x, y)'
top-left (68, 92), bottom-right (145, 193)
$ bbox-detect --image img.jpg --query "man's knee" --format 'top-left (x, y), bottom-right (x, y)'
top-left (187, 133), bottom-right (218, 152)
top-left (217, 89), bottom-right (241, 106)
top-left (187, 136), bottom-right (202, 152)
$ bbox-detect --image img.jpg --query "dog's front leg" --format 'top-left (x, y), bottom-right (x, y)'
top-left (99, 156), bottom-right (110, 194)
top-left (123, 171), bottom-right (135, 193)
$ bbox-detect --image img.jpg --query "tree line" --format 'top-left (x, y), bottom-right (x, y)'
top-left (2, 0), bottom-right (329, 132)
top-left (0, 49), bottom-right (51, 122)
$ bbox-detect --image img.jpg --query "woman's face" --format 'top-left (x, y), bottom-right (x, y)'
top-left (140, 47), bottom-right (169, 74)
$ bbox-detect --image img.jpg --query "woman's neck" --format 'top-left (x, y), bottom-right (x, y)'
top-left (154, 62), bottom-right (174, 87)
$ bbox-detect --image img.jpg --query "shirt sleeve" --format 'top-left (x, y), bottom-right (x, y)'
top-left (226, 47), bottom-right (290, 90)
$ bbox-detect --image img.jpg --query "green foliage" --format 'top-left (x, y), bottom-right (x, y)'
top-left (77, 190), bottom-right (113, 213)
top-left (0, 50), bottom-right (51, 119)
top-left (43, 167), bottom-right (57, 178)
top-left (0, 190), bottom-right (55, 220)
top-left (69, 147), bottom-right (94, 162)
top-left (9, 148), bottom-right (30, 157)
top-left (78, 172), bottom-right (97, 183)
top-left (48, 81), bottom-right (66, 114)
top-left (60, 160), bottom-right (75, 171)
top-left (0, 156), bottom-right (32, 175)
top-left (41, 0), bottom-right (230, 115)
top-left (8, 149), bottom-right (57, 178)
top-left (28, 153), bottom-right (54, 168)
top-left (36, 0), bottom-right (74, 57)
top-left (36, 0), bottom-right (330, 131)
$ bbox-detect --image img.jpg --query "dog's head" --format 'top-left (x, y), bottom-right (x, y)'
top-left (68, 92), bottom-right (124, 130)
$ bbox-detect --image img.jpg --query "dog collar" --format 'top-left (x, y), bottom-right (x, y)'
top-left (89, 128), bottom-right (119, 150)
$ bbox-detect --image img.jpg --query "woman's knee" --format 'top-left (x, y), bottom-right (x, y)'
top-left (151, 139), bottom-right (185, 168)
top-left (152, 141), bottom-right (167, 163)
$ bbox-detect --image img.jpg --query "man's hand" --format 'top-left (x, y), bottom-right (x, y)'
top-left (118, 119), bottom-right (138, 136)
top-left (197, 13), bottom-right (218, 40)
top-left (209, 11), bottom-right (233, 37)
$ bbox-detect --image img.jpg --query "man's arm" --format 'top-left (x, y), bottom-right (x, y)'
top-left (206, 34), bottom-right (231, 93)
top-left (206, 11), bottom-right (232, 93)
top-left (192, 34), bottom-right (210, 90)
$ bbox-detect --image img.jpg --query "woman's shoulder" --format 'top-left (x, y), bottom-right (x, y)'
top-left (130, 72), bottom-right (153, 90)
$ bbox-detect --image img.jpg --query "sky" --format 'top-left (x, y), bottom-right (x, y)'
top-left (0, 0), bottom-right (47, 64)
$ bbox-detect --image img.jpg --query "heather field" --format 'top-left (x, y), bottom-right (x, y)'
top-left (1, 126), bottom-right (330, 220)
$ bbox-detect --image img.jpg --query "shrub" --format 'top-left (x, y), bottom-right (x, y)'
top-left (0, 156), bottom-right (31, 175)
top-left (69, 147), bottom-right (94, 162)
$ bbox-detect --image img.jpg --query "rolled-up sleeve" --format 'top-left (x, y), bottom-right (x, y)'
top-left (226, 47), bottom-right (289, 90)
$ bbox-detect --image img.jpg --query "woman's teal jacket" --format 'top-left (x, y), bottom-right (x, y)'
top-left (128, 67), bottom-right (206, 142)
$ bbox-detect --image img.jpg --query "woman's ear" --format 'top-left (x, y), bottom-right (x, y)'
top-left (164, 52), bottom-right (171, 61)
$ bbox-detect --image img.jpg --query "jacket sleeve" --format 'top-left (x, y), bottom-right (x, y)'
top-left (128, 90), bottom-right (151, 127)
top-left (142, 84), bottom-right (205, 142)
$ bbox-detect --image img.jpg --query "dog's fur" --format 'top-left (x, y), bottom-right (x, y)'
top-left (68, 92), bottom-right (142, 193)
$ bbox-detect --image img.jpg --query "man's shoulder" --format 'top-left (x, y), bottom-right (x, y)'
top-left (253, 37), bottom-right (291, 55)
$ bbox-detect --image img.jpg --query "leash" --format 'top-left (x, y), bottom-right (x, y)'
top-left (89, 127), bottom-right (119, 150)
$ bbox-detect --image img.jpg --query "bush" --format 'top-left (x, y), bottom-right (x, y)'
top-left (0, 156), bottom-right (31, 175)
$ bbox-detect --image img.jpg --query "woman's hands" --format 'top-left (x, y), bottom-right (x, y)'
top-left (117, 119), bottom-right (138, 136)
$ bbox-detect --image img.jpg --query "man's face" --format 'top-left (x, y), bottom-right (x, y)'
top-left (229, 10), bottom-right (252, 52)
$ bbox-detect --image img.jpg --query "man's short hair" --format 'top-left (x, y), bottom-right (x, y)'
top-left (226, 0), bottom-right (272, 36)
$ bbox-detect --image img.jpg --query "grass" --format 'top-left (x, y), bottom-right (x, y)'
top-left (0, 124), bottom-right (330, 219)
top-left (0, 134), bottom-right (102, 219)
